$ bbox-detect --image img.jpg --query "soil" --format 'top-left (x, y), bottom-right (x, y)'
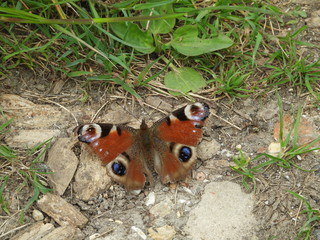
top-left (0, 0), bottom-right (319, 240)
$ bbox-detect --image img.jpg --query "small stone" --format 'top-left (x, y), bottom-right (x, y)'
top-left (32, 209), bottom-right (44, 221)
top-left (130, 189), bottom-right (142, 195)
top-left (35, 84), bottom-right (46, 92)
top-left (196, 171), bottom-right (206, 181)
top-left (89, 233), bottom-right (100, 240)
top-left (220, 149), bottom-right (234, 158)
top-left (268, 142), bottom-right (281, 156)
top-left (150, 198), bottom-right (173, 217)
top-left (131, 226), bottom-right (147, 240)
top-left (145, 192), bottom-right (156, 206)
top-left (148, 225), bottom-right (176, 240)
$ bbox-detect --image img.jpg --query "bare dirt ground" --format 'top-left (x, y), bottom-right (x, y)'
top-left (0, 0), bottom-right (320, 240)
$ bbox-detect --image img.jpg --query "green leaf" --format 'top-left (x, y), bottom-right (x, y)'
top-left (170, 25), bottom-right (233, 56)
top-left (109, 22), bottom-right (155, 54)
top-left (164, 67), bottom-right (206, 96)
top-left (141, 0), bottom-right (175, 34)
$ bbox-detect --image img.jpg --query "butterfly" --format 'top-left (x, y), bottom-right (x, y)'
top-left (75, 102), bottom-right (210, 190)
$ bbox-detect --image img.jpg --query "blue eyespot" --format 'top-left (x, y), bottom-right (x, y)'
top-left (111, 162), bottom-right (126, 176)
top-left (179, 147), bottom-right (192, 162)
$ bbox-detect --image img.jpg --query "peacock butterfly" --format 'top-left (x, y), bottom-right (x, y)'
top-left (75, 102), bottom-right (210, 190)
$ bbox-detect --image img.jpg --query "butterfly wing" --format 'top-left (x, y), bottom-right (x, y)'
top-left (76, 123), bottom-right (147, 190)
top-left (151, 102), bottom-right (210, 183)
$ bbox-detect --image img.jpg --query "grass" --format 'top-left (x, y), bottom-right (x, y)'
top-left (232, 94), bottom-right (320, 189)
top-left (231, 94), bottom-right (320, 239)
top-left (289, 191), bottom-right (320, 240)
top-left (0, 119), bottom-right (52, 224)
top-left (0, 0), bottom-right (318, 99)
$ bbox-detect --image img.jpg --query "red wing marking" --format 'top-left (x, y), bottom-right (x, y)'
top-left (158, 119), bottom-right (203, 146)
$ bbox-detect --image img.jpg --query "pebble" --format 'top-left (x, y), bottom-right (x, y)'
top-left (32, 209), bottom-right (44, 221)
top-left (268, 142), bottom-right (281, 156)
top-left (150, 198), bottom-right (173, 217)
top-left (131, 226), bottom-right (147, 240)
top-left (196, 171), bottom-right (206, 181)
top-left (148, 225), bottom-right (176, 240)
top-left (220, 149), bottom-right (234, 158)
top-left (145, 192), bottom-right (156, 206)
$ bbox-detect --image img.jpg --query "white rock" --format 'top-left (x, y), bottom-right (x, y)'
top-left (130, 189), bottom-right (142, 195)
top-left (220, 149), bottom-right (234, 158)
top-left (145, 192), bottom-right (156, 206)
top-left (89, 233), bottom-right (101, 240)
top-left (131, 226), bottom-right (147, 240)
top-left (268, 142), bottom-right (281, 156)
top-left (32, 209), bottom-right (44, 221)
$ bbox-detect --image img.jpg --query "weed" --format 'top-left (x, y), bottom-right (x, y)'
top-left (231, 148), bottom-right (257, 191)
top-left (0, 120), bottom-right (52, 223)
top-left (231, 94), bottom-right (320, 189)
top-left (0, 0), bottom-right (286, 97)
top-left (288, 191), bottom-right (320, 240)
top-left (263, 26), bottom-right (320, 99)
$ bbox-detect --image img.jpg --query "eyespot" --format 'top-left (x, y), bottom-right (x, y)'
top-left (179, 146), bottom-right (192, 162)
top-left (111, 162), bottom-right (126, 176)
top-left (78, 124), bottom-right (102, 143)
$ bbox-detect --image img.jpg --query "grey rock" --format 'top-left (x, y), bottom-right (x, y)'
top-left (73, 146), bottom-right (112, 201)
top-left (185, 181), bottom-right (257, 240)
top-left (47, 138), bottom-right (79, 195)
top-left (37, 193), bottom-right (88, 227)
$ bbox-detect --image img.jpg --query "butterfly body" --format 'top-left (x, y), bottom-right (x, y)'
top-left (76, 102), bottom-right (210, 190)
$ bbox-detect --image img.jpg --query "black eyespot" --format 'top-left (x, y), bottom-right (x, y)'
top-left (111, 162), bottom-right (126, 176)
top-left (179, 146), bottom-right (192, 162)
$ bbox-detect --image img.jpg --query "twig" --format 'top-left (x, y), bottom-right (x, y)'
top-left (211, 111), bottom-right (242, 131)
top-left (40, 98), bottom-right (79, 126)
top-left (91, 102), bottom-right (108, 122)
top-left (0, 223), bottom-right (31, 239)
